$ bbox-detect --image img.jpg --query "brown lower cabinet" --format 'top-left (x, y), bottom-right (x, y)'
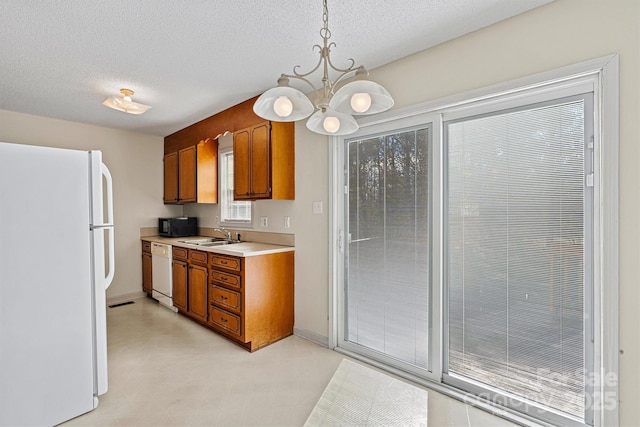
top-left (208, 251), bottom-right (294, 352)
top-left (168, 244), bottom-right (294, 351)
top-left (172, 247), bottom-right (188, 312)
top-left (142, 241), bottom-right (152, 294)
top-left (187, 251), bottom-right (208, 323)
top-left (171, 247), bottom-right (208, 323)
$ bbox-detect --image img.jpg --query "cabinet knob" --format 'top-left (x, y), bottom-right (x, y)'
top-left (220, 317), bottom-right (227, 323)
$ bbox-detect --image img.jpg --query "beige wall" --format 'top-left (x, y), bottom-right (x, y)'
top-left (0, 109), bottom-right (182, 299)
top-left (291, 0), bottom-right (639, 423)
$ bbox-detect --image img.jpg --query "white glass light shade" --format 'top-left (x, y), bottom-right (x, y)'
top-left (306, 108), bottom-right (359, 136)
top-left (253, 86), bottom-right (314, 122)
top-left (330, 79), bottom-right (394, 115)
top-left (102, 95), bottom-right (151, 115)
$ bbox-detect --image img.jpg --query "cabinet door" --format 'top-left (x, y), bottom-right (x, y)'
top-left (178, 146), bottom-right (197, 203)
top-left (172, 259), bottom-right (188, 312)
top-left (163, 152), bottom-right (178, 204)
top-left (195, 138), bottom-right (218, 203)
top-left (188, 264), bottom-right (208, 322)
top-left (233, 128), bottom-right (251, 199)
top-left (250, 123), bottom-right (271, 199)
top-left (142, 252), bottom-right (152, 294)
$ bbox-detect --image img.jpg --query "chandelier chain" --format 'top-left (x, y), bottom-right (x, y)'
top-left (280, 0), bottom-right (358, 108)
top-left (321, 0), bottom-right (331, 40)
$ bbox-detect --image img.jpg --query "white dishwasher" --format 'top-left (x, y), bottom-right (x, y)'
top-left (151, 242), bottom-right (177, 312)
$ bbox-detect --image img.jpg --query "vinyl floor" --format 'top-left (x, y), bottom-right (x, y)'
top-left (62, 296), bottom-right (518, 426)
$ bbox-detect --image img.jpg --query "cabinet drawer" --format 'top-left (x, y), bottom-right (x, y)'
top-left (172, 246), bottom-right (188, 260)
top-left (209, 254), bottom-right (241, 272)
top-left (142, 241), bottom-right (152, 253)
top-left (210, 307), bottom-right (241, 336)
top-left (189, 250), bottom-right (208, 265)
top-left (210, 270), bottom-right (241, 290)
top-left (210, 285), bottom-right (241, 313)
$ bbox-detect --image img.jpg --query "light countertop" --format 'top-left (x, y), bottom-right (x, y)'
top-left (141, 235), bottom-right (294, 257)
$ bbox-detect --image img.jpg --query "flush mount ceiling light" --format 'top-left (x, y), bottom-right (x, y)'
top-left (102, 88), bottom-right (151, 115)
top-left (253, 0), bottom-right (393, 136)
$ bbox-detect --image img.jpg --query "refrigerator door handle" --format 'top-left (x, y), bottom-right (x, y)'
top-left (101, 162), bottom-right (114, 226)
top-left (104, 226), bottom-right (115, 290)
top-left (101, 163), bottom-right (115, 290)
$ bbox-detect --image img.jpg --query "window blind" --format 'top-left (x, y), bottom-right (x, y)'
top-left (445, 97), bottom-right (589, 419)
top-left (220, 151), bottom-right (251, 222)
top-left (346, 127), bottom-right (430, 368)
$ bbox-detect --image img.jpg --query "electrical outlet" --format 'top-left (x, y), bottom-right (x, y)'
top-left (261, 216), bottom-right (268, 227)
top-left (284, 216), bottom-right (290, 228)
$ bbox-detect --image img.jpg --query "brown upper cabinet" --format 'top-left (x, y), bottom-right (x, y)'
top-left (163, 151), bottom-right (178, 203)
top-left (164, 138), bottom-right (218, 204)
top-left (233, 121), bottom-right (294, 201)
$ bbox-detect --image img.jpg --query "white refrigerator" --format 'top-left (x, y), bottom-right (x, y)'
top-left (0, 142), bottom-right (115, 426)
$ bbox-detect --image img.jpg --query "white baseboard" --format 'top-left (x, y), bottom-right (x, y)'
top-left (294, 327), bottom-right (328, 347)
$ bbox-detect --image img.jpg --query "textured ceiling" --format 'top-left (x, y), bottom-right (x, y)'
top-left (0, 0), bottom-right (553, 136)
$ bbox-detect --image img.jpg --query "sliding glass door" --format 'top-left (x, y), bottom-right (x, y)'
top-left (443, 94), bottom-right (594, 423)
top-left (343, 125), bottom-right (431, 371)
top-left (334, 61), bottom-right (616, 426)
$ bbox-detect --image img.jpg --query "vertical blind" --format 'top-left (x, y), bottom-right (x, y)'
top-left (346, 127), bottom-right (430, 369)
top-left (221, 152), bottom-right (251, 222)
top-left (445, 97), bottom-right (589, 419)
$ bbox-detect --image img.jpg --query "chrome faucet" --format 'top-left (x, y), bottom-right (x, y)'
top-left (213, 228), bottom-right (231, 240)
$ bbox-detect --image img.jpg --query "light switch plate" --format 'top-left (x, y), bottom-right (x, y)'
top-left (312, 201), bottom-right (323, 214)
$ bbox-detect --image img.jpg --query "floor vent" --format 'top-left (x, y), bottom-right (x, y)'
top-left (108, 301), bottom-right (135, 308)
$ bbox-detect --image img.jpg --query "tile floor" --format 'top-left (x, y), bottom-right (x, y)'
top-left (62, 296), bottom-right (519, 426)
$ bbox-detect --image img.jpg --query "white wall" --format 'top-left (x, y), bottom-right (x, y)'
top-left (0, 109), bottom-right (182, 299)
top-left (291, 0), bottom-right (639, 423)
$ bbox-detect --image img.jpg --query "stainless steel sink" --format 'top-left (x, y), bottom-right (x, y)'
top-left (178, 238), bottom-right (241, 246)
top-left (197, 241), bottom-right (231, 247)
top-left (178, 238), bottom-right (219, 244)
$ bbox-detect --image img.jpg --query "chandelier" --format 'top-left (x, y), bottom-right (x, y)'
top-left (253, 0), bottom-right (393, 136)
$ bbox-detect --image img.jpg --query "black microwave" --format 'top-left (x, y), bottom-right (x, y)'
top-left (158, 217), bottom-right (198, 237)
